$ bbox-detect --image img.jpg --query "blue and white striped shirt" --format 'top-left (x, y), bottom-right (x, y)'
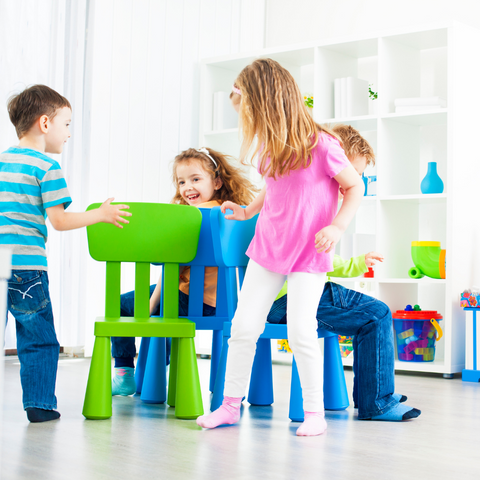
top-left (0, 146), bottom-right (72, 270)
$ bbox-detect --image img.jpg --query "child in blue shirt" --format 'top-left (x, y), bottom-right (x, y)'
top-left (0, 84), bottom-right (131, 422)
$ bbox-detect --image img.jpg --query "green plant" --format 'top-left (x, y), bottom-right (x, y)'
top-left (304, 94), bottom-right (313, 108)
top-left (369, 85), bottom-right (378, 100)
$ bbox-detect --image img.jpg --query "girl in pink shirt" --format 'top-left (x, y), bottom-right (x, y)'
top-left (197, 59), bottom-right (364, 436)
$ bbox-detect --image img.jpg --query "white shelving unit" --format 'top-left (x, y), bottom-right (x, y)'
top-left (198, 22), bottom-right (480, 375)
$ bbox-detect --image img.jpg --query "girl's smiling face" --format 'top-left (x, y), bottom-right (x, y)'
top-left (176, 159), bottom-right (222, 206)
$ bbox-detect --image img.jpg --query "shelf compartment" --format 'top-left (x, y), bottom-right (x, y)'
top-left (379, 29), bottom-right (448, 115)
top-left (378, 117), bottom-right (447, 196)
top-left (376, 200), bottom-right (446, 280)
top-left (316, 40), bottom-right (378, 120)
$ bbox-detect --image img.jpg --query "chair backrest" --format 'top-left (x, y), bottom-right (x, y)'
top-left (209, 207), bottom-right (258, 318)
top-left (86, 202), bottom-right (202, 319)
top-left (158, 208), bottom-right (228, 325)
top-left (178, 208), bottom-right (228, 321)
top-left (210, 207), bottom-right (258, 269)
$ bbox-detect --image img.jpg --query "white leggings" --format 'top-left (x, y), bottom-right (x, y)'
top-left (224, 260), bottom-right (326, 412)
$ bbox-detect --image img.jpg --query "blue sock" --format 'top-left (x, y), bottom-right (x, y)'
top-left (26, 408), bottom-right (61, 423)
top-left (112, 367), bottom-right (136, 396)
top-left (366, 403), bottom-right (421, 422)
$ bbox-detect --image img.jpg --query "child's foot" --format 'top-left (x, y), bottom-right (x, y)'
top-left (354, 393), bottom-right (407, 409)
top-left (196, 396), bottom-right (241, 428)
top-left (296, 411), bottom-right (327, 436)
top-left (366, 403), bottom-right (421, 422)
top-left (26, 408), bottom-right (61, 423)
top-left (112, 367), bottom-right (136, 396)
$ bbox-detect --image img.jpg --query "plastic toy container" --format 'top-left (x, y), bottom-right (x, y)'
top-left (392, 307), bottom-right (443, 362)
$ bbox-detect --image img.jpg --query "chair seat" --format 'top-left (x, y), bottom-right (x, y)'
top-left (94, 316), bottom-right (196, 337)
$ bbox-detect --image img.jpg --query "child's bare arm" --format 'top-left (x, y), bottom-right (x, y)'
top-left (46, 197), bottom-right (131, 231)
top-left (365, 251), bottom-right (384, 267)
top-left (222, 186), bottom-right (266, 221)
top-left (315, 165), bottom-right (363, 253)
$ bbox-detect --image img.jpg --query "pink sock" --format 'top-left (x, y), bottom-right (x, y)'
top-left (296, 411), bottom-right (327, 436)
top-left (196, 396), bottom-right (242, 429)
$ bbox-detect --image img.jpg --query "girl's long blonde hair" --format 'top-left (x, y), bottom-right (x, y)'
top-left (235, 58), bottom-right (338, 179)
top-left (171, 148), bottom-right (258, 205)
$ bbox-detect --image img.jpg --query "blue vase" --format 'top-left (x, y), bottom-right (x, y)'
top-left (420, 162), bottom-right (444, 194)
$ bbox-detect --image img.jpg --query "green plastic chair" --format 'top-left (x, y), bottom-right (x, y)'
top-left (82, 202), bottom-right (204, 420)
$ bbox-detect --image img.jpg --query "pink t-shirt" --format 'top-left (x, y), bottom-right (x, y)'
top-left (246, 133), bottom-right (350, 275)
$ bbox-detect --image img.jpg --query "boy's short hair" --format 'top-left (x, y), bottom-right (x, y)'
top-left (331, 124), bottom-right (375, 166)
top-left (7, 84), bottom-right (71, 139)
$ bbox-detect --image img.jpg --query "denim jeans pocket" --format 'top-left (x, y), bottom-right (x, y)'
top-left (331, 282), bottom-right (378, 310)
top-left (8, 271), bottom-right (50, 314)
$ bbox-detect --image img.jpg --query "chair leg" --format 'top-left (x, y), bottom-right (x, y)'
top-left (135, 337), bottom-right (150, 394)
top-left (140, 337), bottom-right (167, 404)
top-left (289, 356), bottom-right (304, 422)
top-left (209, 329), bottom-right (222, 393)
top-left (211, 335), bottom-right (229, 411)
top-left (174, 337), bottom-right (204, 419)
top-left (83, 336), bottom-right (112, 420)
top-left (248, 338), bottom-right (274, 406)
top-left (323, 335), bottom-right (349, 410)
top-left (167, 338), bottom-right (179, 407)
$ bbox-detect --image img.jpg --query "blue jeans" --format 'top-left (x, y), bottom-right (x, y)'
top-left (6, 270), bottom-right (59, 410)
top-left (267, 282), bottom-right (396, 419)
top-left (111, 286), bottom-right (216, 363)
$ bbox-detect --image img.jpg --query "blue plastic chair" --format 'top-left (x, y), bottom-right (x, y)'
top-left (135, 208), bottom-right (230, 402)
top-left (209, 206), bottom-right (349, 421)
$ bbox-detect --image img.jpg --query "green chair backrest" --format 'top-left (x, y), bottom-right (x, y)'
top-left (86, 203), bottom-right (202, 320)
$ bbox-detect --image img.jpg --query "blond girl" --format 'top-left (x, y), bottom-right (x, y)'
top-left (196, 59), bottom-right (364, 436)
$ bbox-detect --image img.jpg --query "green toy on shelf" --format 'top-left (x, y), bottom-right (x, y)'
top-left (408, 241), bottom-right (446, 279)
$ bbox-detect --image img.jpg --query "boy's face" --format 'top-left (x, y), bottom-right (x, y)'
top-left (44, 106), bottom-right (72, 154)
top-left (176, 160), bottom-right (222, 206)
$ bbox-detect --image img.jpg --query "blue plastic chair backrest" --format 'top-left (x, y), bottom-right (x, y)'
top-left (159, 208), bottom-right (228, 320)
top-left (210, 207), bottom-right (258, 269)
top-left (183, 208), bottom-right (227, 318)
top-left (210, 207), bottom-right (258, 318)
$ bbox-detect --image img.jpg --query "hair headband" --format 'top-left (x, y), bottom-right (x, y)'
top-left (196, 147), bottom-right (218, 168)
top-left (232, 84), bottom-right (241, 96)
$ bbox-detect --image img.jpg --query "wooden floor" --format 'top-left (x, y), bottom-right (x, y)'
top-left (1, 355), bottom-right (479, 480)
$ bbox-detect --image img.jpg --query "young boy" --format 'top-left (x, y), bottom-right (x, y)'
top-left (0, 84), bottom-right (131, 422)
top-left (268, 124), bottom-right (420, 421)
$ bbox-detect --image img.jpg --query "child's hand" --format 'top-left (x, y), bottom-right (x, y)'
top-left (315, 225), bottom-right (342, 254)
top-left (365, 251), bottom-right (384, 267)
top-left (221, 201), bottom-right (247, 221)
top-left (99, 197), bottom-right (131, 228)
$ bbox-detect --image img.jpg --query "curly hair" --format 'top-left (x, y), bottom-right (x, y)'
top-left (171, 147), bottom-right (258, 206)
top-left (330, 124), bottom-right (376, 166)
top-left (234, 58), bottom-right (339, 179)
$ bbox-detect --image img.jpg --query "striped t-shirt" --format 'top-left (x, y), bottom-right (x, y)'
top-left (0, 146), bottom-right (72, 270)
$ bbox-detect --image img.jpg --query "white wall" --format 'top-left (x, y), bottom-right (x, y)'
top-left (1, 0), bottom-right (265, 353)
top-left (265, 0), bottom-right (480, 47)
top-left (83, 0), bottom-right (265, 356)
